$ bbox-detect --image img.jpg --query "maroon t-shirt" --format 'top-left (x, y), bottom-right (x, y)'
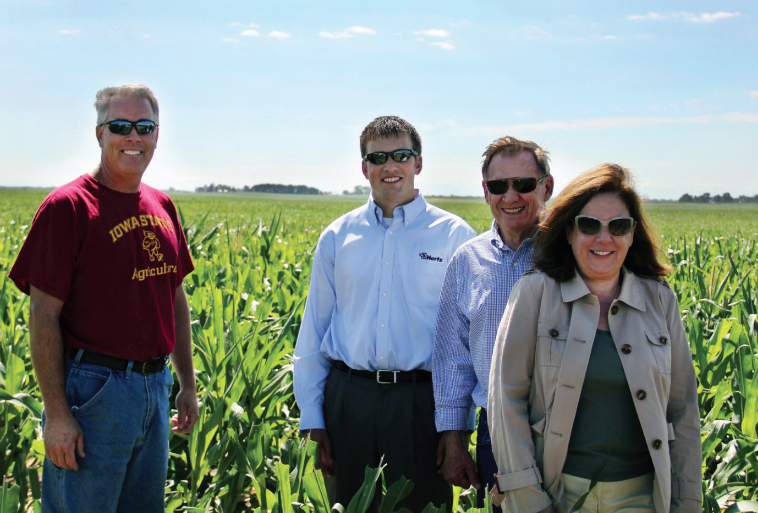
top-left (9, 174), bottom-right (194, 360)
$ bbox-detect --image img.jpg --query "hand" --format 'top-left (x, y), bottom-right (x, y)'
top-left (303, 428), bottom-right (334, 477)
top-left (44, 412), bottom-right (85, 470)
top-left (490, 485), bottom-right (505, 506)
top-left (436, 431), bottom-right (481, 489)
top-left (172, 386), bottom-right (199, 433)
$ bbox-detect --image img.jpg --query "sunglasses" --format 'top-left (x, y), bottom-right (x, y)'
top-left (574, 215), bottom-right (635, 237)
top-left (98, 119), bottom-right (158, 136)
top-left (363, 149), bottom-right (419, 165)
top-left (485, 176), bottom-right (547, 195)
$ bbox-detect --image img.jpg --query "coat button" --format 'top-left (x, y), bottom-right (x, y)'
top-left (636, 390), bottom-right (647, 400)
top-left (549, 329), bottom-right (559, 338)
top-left (610, 305), bottom-right (619, 315)
top-left (659, 336), bottom-right (668, 345)
top-left (652, 439), bottom-right (663, 450)
top-left (621, 344), bottom-right (632, 354)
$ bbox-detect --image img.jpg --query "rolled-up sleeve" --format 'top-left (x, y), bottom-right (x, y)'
top-left (663, 287), bottom-right (702, 512)
top-left (489, 278), bottom-right (553, 513)
top-left (293, 231), bottom-right (337, 430)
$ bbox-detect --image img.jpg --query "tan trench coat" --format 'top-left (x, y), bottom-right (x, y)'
top-left (488, 268), bottom-right (701, 513)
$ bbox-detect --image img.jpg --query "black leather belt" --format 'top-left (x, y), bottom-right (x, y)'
top-left (65, 348), bottom-right (167, 375)
top-left (331, 360), bottom-right (431, 384)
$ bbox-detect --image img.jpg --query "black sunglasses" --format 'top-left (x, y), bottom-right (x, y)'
top-left (574, 215), bottom-right (635, 237)
top-left (98, 119), bottom-right (158, 136)
top-left (485, 176), bottom-right (547, 195)
top-left (363, 149), bottom-right (419, 165)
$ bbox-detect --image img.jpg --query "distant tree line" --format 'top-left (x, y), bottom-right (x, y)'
top-left (678, 193), bottom-right (758, 203)
top-left (342, 185), bottom-right (371, 195)
top-left (195, 183), bottom-right (324, 195)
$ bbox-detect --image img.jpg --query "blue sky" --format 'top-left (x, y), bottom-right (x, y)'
top-left (1, 0), bottom-right (755, 199)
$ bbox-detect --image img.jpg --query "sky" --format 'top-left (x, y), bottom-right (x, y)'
top-left (1, 0), bottom-right (755, 199)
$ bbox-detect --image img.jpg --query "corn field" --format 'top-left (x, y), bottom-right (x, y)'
top-left (0, 191), bottom-right (756, 513)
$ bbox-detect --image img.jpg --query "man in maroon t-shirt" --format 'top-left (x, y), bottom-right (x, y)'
top-left (9, 84), bottom-right (198, 512)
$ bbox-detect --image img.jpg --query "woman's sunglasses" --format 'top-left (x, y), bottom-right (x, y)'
top-left (363, 149), bottom-right (419, 165)
top-left (485, 176), bottom-right (547, 195)
top-left (98, 119), bottom-right (158, 136)
top-left (574, 215), bottom-right (635, 237)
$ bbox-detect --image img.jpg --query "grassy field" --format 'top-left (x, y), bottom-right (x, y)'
top-left (1, 190), bottom-right (757, 512)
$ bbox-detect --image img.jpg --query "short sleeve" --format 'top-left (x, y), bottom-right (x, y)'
top-left (8, 195), bottom-right (79, 300)
top-left (164, 199), bottom-right (194, 282)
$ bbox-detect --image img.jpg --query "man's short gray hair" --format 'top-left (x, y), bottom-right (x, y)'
top-left (94, 84), bottom-right (160, 125)
top-left (481, 136), bottom-right (550, 179)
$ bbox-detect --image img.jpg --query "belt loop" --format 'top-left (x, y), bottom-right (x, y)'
top-left (125, 360), bottom-right (134, 380)
top-left (74, 348), bottom-right (85, 367)
top-left (347, 368), bottom-right (353, 382)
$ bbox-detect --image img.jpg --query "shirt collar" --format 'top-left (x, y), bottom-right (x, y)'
top-left (560, 266), bottom-right (647, 311)
top-left (366, 191), bottom-right (426, 227)
top-left (489, 220), bottom-right (534, 254)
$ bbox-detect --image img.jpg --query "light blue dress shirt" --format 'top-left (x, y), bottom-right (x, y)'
top-left (294, 193), bottom-right (476, 430)
top-left (432, 220), bottom-right (534, 431)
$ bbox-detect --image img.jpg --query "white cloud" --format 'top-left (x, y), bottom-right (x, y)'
top-left (682, 11), bottom-right (741, 23)
top-left (414, 29), bottom-right (451, 37)
top-left (268, 31), bottom-right (291, 39)
top-left (597, 35), bottom-right (616, 40)
top-left (524, 26), bottom-right (550, 39)
top-left (222, 38), bottom-right (240, 43)
top-left (432, 42), bottom-right (455, 50)
top-left (627, 12), bottom-right (670, 21)
top-left (417, 38), bottom-right (424, 42)
top-left (750, 91), bottom-right (758, 100)
top-left (319, 26), bottom-right (376, 39)
top-left (249, 23), bottom-right (260, 28)
top-left (627, 11), bottom-right (740, 22)
top-left (53, 29), bottom-right (82, 35)
top-left (467, 113), bottom-right (758, 135)
top-left (230, 22), bottom-right (241, 26)
top-left (241, 29), bottom-right (260, 37)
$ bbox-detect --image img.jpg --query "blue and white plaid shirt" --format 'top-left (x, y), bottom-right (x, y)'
top-left (432, 220), bottom-right (535, 431)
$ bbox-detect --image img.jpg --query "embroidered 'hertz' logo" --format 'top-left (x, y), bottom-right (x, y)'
top-left (142, 231), bottom-right (164, 262)
top-left (419, 252), bottom-right (443, 262)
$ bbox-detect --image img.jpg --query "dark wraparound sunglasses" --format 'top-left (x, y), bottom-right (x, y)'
top-left (574, 215), bottom-right (635, 237)
top-left (98, 119), bottom-right (158, 135)
top-left (485, 176), bottom-right (547, 195)
top-left (363, 149), bottom-right (419, 165)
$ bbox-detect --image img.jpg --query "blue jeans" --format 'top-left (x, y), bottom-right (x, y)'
top-left (41, 352), bottom-right (173, 513)
top-left (476, 408), bottom-right (501, 512)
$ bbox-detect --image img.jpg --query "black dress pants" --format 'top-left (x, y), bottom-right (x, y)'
top-left (323, 368), bottom-right (452, 513)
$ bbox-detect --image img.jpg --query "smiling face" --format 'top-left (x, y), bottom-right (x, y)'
top-left (362, 135), bottom-right (422, 217)
top-left (96, 96), bottom-right (158, 183)
top-left (569, 192), bottom-right (636, 285)
top-left (484, 150), bottom-right (553, 250)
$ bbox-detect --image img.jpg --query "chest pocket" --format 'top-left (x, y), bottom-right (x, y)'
top-left (405, 258), bottom-right (446, 309)
top-left (645, 329), bottom-right (671, 374)
top-left (537, 323), bottom-right (568, 367)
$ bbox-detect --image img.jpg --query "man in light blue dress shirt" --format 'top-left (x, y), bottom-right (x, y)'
top-left (432, 137), bottom-right (554, 508)
top-left (294, 116), bottom-right (476, 512)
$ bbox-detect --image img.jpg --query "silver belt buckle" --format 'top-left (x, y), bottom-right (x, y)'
top-left (376, 370), bottom-right (398, 384)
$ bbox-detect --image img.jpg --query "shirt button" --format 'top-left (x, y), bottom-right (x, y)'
top-left (380, 324), bottom-right (385, 328)
top-left (380, 355), bottom-right (384, 360)
top-left (659, 336), bottom-right (668, 345)
top-left (636, 390), bottom-right (647, 400)
top-left (385, 262), bottom-right (389, 265)
top-left (652, 439), bottom-right (663, 450)
top-left (383, 293), bottom-right (387, 297)
top-left (549, 329), bottom-right (559, 338)
top-left (621, 344), bottom-right (632, 355)
top-left (388, 230), bottom-right (393, 235)
top-left (610, 305), bottom-right (619, 315)
top-left (513, 261), bottom-right (518, 267)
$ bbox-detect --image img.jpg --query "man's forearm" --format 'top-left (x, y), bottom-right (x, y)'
top-left (29, 286), bottom-right (70, 419)
top-left (170, 285), bottom-right (195, 390)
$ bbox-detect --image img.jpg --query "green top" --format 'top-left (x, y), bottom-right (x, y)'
top-left (562, 329), bottom-right (653, 482)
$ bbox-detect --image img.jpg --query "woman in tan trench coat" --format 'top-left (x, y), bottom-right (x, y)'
top-left (488, 164), bottom-right (701, 513)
